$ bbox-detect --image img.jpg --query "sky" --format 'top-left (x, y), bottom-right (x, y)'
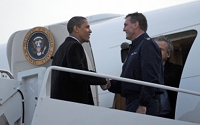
top-left (0, 0), bottom-right (195, 45)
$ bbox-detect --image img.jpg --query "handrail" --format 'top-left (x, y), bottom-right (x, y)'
top-left (0, 69), bottom-right (14, 79)
top-left (40, 66), bottom-right (200, 97)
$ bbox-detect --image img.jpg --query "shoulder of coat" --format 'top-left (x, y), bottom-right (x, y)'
top-left (145, 37), bottom-right (151, 40)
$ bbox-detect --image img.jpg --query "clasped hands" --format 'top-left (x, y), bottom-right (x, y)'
top-left (100, 78), bottom-right (111, 90)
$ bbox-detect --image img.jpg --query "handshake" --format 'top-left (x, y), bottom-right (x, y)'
top-left (100, 79), bottom-right (111, 90)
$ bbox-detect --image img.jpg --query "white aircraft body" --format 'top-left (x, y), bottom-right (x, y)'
top-left (0, 1), bottom-right (200, 125)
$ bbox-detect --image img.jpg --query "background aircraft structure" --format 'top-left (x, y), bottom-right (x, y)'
top-left (0, 1), bottom-right (200, 124)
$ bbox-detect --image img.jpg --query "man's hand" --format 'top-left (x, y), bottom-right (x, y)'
top-left (136, 106), bottom-right (146, 114)
top-left (100, 79), bottom-right (111, 90)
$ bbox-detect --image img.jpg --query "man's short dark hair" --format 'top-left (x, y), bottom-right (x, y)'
top-left (67, 16), bottom-right (86, 34)
top-left (125, 12), bottom-right (148, 32)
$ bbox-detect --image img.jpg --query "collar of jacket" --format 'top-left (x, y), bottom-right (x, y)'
top-left (68, 36), bottom-right (81, 44)
top-left (130, 33), bottom-right (149, 48)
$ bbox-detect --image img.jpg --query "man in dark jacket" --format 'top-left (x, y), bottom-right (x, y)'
top-left (103, 12), bottom-right (164, 116)
top-left (155, 36), bottom-right (183, 119)
top-left (51, 16), bottom-right (107, 105)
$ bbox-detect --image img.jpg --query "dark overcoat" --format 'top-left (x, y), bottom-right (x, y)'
top-left (51, 37), bottom-right (106, 105)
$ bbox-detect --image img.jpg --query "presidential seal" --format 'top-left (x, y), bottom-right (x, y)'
top-left (23, 27), bottom-right (54, 65)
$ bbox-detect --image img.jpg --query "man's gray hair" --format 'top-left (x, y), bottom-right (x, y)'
top-left (154, 35), bottom-right (173, 53)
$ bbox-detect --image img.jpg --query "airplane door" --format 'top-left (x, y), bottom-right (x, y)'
top-left (82, 42), bottom-right (99, 106)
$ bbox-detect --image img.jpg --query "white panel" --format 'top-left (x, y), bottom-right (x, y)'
top-left (98, 90), bottom-right (114, 108)
top-left (32, 97), bottom-right (199, 125)
top-left (9, 25), bottom-right (68, 78)
top-left (176, 76), bottom-right (200, 123)
top-left (18, 67), bottom-right (46, 125)
top-left (0, 78), bottom-right (20, 105)
top-left (0, 92), bottom-right (23, 125)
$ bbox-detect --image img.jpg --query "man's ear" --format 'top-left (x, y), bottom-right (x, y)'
top-left (73, 26), bottom-right (79, 33)
top-left (134, 21), bottom-right (139, 29)
top-left (167, 52), bottom-right (171, 58)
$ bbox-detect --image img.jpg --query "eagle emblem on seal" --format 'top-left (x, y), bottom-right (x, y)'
top-left (32, 36), bottom-right (47, 56)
